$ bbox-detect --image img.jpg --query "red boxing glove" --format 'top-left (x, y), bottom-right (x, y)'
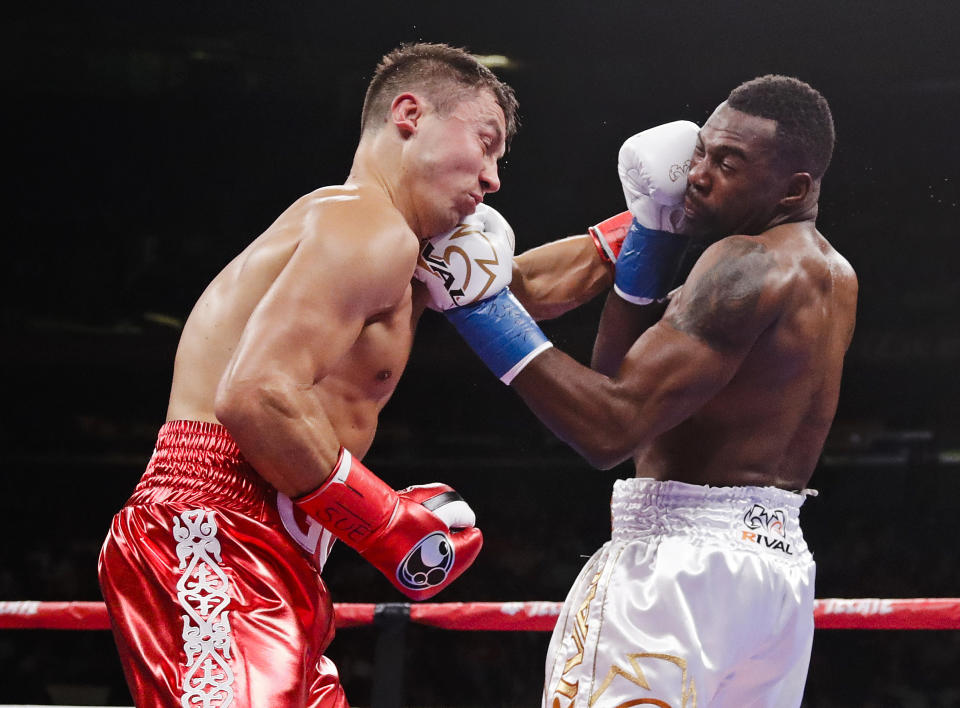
top-left (588, 210), bottom-right (632, 264)
top-left (295, 448), bottom-right (482, 600)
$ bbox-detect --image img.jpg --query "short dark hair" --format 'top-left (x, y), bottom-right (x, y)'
top-left (361, 43), bottom-right (519, 144)
top-left (727, 75), bottom-right (835, 179)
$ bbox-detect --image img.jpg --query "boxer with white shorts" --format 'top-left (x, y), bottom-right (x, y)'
top-left (418, 76), bottom-right (857, 705)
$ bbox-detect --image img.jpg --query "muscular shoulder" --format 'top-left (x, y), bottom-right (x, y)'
top-left (819, 236), bottom-right (859, 345)
top-left (778, 224), bottom-right (858, 316)
top-left (829, 246), bottom-right (858, 297)
top-left (298, 188), bottom-right (419, 297)
top-left (665, 235), bottom-right (783, 352)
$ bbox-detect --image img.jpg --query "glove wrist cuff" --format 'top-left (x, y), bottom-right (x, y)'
top-left (445, 288), bottom-right (553, 384)
top-left (589, 210), bottom-right (632, 265)
top-left (295, 448), bottom-right (398, 552)
top-left (614, 219), bottom-right (690, 304)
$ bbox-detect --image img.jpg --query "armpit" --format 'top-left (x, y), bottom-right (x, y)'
top-left (665, 238), bottom-right (775, 352)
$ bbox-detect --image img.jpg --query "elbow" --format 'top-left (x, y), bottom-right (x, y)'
top-left (566, 414), bottom-right (645, 471)
top-left (576, 438), bottom-right (632, 471)
top-left (214, 374), bottom-right (286, 440)
top-left (213, 378), bottom-right (255, 436)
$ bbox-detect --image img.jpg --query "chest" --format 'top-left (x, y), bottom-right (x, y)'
top-left (326, 297), bottom-right (416, 402)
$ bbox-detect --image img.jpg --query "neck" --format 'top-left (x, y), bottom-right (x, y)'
top-left (762, 177), bottom-right (821, 232)
top-left (348, 131), bottom-right (423, 238)
top-left (766, 201), bottom-right (818, 230)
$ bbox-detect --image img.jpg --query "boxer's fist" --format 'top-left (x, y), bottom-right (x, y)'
top-left (418, 203), bottom-right (552, 384)
top-left (618, 120), bottom-right (699, 233)
top-left (415, 203), bottom-right (515, 311)
top-left (613, 121), bottom-right (699, 304)
top-left (379, 483), bottom-right (481, 595)
top-left (295, 449), bottom-right (482, 600)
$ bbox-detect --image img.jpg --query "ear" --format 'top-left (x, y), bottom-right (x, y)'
top-left (390, 93), bottom-right (423, 139)
top-left (779, 172), bottom-right (813, 209)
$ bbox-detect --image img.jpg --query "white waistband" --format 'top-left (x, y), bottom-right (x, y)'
top-left (611, 478), bottom-right (810, 558)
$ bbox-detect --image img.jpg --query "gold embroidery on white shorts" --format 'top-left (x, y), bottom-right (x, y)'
top-left (551, 564), bottom-right (603, 707)
top-left (589, 652), bottom-right (697, 708)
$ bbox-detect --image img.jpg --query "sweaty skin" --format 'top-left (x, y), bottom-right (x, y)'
top-left (512, 104), bottom-right (858, 491)
top-left (166, 88), bottom-right (510, 498)
top-left (164, 86), bottom-right (610, 498)
top-left (512, 235), bottom-right (613, 321)
top-left (167, 185), bottom-right (419, 479)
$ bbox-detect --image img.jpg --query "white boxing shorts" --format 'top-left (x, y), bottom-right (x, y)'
top-left (543, 478), bottom-right (816, 708)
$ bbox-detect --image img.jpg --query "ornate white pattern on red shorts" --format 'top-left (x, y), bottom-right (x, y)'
top-left (174, 510), bottom-right (235, 708)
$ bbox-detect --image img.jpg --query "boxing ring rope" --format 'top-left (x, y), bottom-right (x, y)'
top-left (3, 597), bottom-right (960, 631)
top-left (3, 599), bottom-right (958, 708)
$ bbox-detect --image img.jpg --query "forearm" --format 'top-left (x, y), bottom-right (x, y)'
top-left (511, 235), bottom-right (612, 320)
top-left (510, 347), bottom-right (646, 469)
top-left (215, 378), bottom-right (342, 497)
top-left (592, 292), bottom-right (668, 376)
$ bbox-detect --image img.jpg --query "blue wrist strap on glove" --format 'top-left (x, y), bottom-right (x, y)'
top-left (445, 289), bottom-right (553, 384)
top-left (613, 219), bottom-right (691, 304)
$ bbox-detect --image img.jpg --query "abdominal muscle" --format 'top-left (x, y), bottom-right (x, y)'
top-left (167, 298), bottom-right (412, 461)
top-left (633, 318), bottom-right (839, 490)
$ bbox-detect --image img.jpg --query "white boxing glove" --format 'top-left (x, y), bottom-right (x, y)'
top-left (614, 121), bottom-right (699, 304)
top-left (618, 120), bottom-right (699, 233)
top-left (416, 204), bottom-right (552, 384)
top-left (414, 203), bottom-right (515, 311)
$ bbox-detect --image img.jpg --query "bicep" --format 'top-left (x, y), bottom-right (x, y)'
top-left (612, 237), bottom-right (780, 433)
top-left (613, 321), bottom-right (743, 437)
top-left (227, 239), bottom-right (401, 387)
top-left (592, 292), bottom-right (667, 376)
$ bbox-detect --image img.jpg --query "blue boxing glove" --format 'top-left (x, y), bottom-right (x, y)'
top-left (614, 120), bottom-right (699, 304)
top-left (414, 204), bottom-right (552, 384)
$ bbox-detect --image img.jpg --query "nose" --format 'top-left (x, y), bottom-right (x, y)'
top-left (480, 159), bottom-right (500, 194)
top-left (687, 155), bottom-right (708, 193)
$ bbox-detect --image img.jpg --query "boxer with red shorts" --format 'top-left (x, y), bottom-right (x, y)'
top-left (98, 42), bottom-right (612, 707)
top-left (96, 44), bottom-right (518, 706)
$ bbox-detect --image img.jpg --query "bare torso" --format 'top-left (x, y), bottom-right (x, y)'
top-left (637, 221), bottom-right (857, 489)
top-left (167, 185), bottom-right (420, 459)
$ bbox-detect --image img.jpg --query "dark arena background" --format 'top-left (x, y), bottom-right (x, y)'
top-left (4, 1), bottom-right (959, 705)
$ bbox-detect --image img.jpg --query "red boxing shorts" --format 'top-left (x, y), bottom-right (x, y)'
top-left (98, 420), bottom-right (347, 708)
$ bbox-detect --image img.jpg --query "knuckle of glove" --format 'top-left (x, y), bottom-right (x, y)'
top-left (415, 208), bottom-right (514, 311)
top-left (389, 514), bottom-right (481, 600)
top-left (617, 120), bottom-right (699, 232)
top-left (430, 499), bottom-right (477, 530)
top-left (398, 484), bottom-right (477, 529)
top-left (397, 483), bottom-right (453, 503)
top-left (477, 203), bottom-right (516, 253)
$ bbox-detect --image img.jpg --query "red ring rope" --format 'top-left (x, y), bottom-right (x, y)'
top-left (1, 599), bottom-right (958, 631)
